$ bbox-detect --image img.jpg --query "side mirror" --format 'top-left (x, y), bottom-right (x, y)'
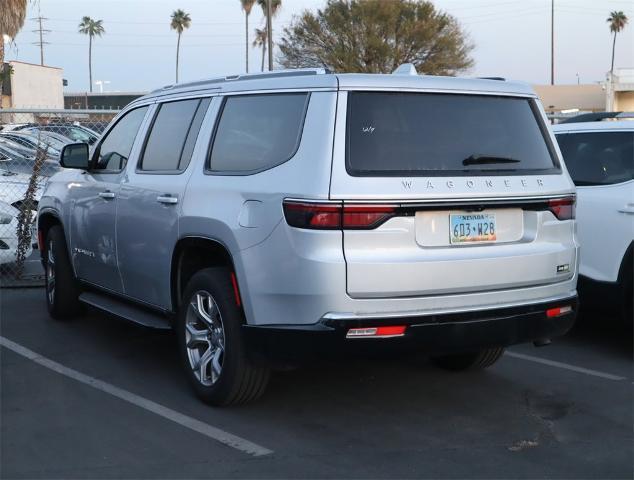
top-left (60, 142), bottom-right (90, 169)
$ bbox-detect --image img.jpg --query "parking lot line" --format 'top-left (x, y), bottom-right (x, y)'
top-left (505, 351), bottom-right (627, 381)
top-left (0, 335), bottom-right (274, 457)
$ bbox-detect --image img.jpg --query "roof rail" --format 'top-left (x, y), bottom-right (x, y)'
top-left (153, 68), bottom-right (331, 93)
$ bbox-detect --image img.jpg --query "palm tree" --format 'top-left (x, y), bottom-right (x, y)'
top-left (170, 9), bottom-right (191, 83)
top-left (252, 27), bottom-right (268, 72)
top-left (256, 0), bottom-right (281, 70)
top-left (78, 16), bottom-right (105, 93)
top-left (240, 0), bottom-right (257, 73)
top-left (0, 0), bottom-right (28, 101)
top-left (607, 11), bottom-right (629, 75)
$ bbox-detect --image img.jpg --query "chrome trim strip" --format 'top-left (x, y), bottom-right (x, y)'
top-left (321, 292), bottom-right (577, 321)
top-left (285, 194), bottom-right (574, 206)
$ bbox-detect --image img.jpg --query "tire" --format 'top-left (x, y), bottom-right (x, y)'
top-left (176, 268), bottom-right (270, 406)
top-left (622, 269), bottom-right (633, 325)
top-left (432, 347), bottom-right (505, 371)
top-left (44, 225), bottom-right (81, 319)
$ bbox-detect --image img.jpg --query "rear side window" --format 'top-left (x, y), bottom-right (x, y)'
top-left (346, 92), bottom-right (558, 176)
top-left (140, 98), bottom-right (210, 171)
top-left (95, 106), bottom-right (148, 171)
top-left (556, 131), bottom-right (634, 186)
top-left (208, 93), bottom-right (309, 174)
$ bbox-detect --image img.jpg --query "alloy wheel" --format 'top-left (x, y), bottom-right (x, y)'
top-left (185, 290), bottom-right (225, 386)
top-left (46, 240), bottom-right (55, 305)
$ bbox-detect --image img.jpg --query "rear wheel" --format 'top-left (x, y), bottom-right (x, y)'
top-left (176, 268), bottom-right (270, 406)
top-left (44, 225), bottom-right (81, 319)
top-left (432, 347), bottom-right (505, 371)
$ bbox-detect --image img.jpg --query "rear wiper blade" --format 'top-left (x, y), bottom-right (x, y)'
top-left (462, 155), bottom-right (521, 166)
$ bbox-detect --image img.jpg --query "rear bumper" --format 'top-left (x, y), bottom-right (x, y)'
top-left (243, 296), bottom-right (578, 360)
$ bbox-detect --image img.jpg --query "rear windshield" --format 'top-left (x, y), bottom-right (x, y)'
top-left (346, 92), bottom-right (558, 176)
top-left (555, 131), bottom-right (633, 186)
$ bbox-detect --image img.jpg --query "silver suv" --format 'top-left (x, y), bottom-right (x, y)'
top-left (38, 67), bottom-right (579, 405)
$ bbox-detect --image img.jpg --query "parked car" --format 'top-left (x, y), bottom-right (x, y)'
top-left (0, 132), bottom-right (62, 158)
top-left (34, 130), bottom-right (74, 146)
top-left (38, 67), bottom-right (579, 406)
top-left (0, 142), bottom-right (61, 178)
top-left (17, 123), bottom-right (99, 145)
top-left (79, 121), bottom-right (109, 134)
top-left (0, 167), bottom-right (44, 210)
top-left (553, 121), bottom-right (633, 321)
top-left (0, 137), bottom-right (38, 161)
top-left (0, 200), bottom-right (32, 265)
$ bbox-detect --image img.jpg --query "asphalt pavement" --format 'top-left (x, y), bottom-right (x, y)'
top-left (1, 288), bottom-right (632, 479)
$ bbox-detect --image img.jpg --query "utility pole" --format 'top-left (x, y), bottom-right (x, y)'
top-left (550, 0), bottom-right (554, 85)
top-left (31, 8), bottom-right (50, 66)
top-left (266, 0), bottom-right (273, 71)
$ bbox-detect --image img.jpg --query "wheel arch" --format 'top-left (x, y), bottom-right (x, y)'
top-left (618, 241), bottom-right (633, 286)
top-left (37, 209), bottom-right (64, 255)
top-left (171, 236), bottom-right (242, 313)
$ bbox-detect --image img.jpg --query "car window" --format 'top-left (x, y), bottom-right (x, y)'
top-left (346, 92), bottom-right (558, 176)
top-left (556, 131), bottom-right (634, 186)
top-left (65, 127), bottom-right (92, 143)
top-left (208, 93), bottom-right (309, 174)
top-left (94, 106), bottom-right (149, 171)
top-left (140, 98), bottom-right (208, 172)
top-left (179, 98), bottom-right (211, 171)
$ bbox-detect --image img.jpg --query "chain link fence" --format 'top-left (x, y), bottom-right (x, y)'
top-left (0, 108), bottom-right (118, 287)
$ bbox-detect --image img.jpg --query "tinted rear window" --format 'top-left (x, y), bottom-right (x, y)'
top-left (555, 131), bottom-right (633, 186)
top-left (208, 93), bottom-right (309, 174)
top-left (346, 92), bottom-right (558, 176)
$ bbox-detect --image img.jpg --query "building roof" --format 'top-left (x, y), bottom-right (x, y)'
top-left (532, 84), bottom-right (605, 112)
top-left (8, 60), bottom-right (62, 71)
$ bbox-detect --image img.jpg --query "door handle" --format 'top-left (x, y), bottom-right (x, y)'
top-left (98, 191), bottom-right (116, 199)
top-left (618, 204), bottom-right (634, 214)
top-left (157, 195), bottom-right (178, 205)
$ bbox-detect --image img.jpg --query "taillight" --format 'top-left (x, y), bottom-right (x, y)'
top-left (342, 205), bottom-right (396, 229)
top-left (283, 201), bottom-right (396, 230)
top-left (548, 197), bottom-right (575, 220)
top-left (283, 202), bottom-right (342, 229)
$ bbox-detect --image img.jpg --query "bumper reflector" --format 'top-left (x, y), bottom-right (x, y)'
top-left (546, 305), bottom-right (572, 318)
top-left (346, 325), bottom-right (406, 338)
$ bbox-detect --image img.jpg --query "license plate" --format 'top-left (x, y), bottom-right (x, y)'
top-left (450, 213), bottom-right (497, 244)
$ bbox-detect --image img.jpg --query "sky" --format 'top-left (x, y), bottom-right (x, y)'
top-left (4, 0), bottom-right (633, 93)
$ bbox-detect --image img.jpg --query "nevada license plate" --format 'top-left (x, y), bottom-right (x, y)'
top-left (450, 213), bottom-right (497, 244)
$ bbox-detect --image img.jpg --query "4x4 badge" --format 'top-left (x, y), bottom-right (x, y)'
top-left (402, 180), bottom-right (412, 189)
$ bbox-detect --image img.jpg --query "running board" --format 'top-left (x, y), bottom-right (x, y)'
top-left (79, 292), bottom-right (172, 330)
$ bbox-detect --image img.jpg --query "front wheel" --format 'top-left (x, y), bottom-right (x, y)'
top-left (44, 225), bottom-right (81, 319)
top-left (432, 347), bottom-right (505, 371)
top-left (176, 268), bottom-right (270, 406)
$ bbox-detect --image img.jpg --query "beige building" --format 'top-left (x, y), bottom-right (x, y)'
top-left (1, 61), bottom-right (64, 112)
top-left (533, 68), bottom-right (634, 114)
top-left (606, 68), bottom-right (634, 111)
top-left (532, 84), bottom-right (605, 113)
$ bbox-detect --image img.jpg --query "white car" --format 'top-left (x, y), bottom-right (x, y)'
top-left (0, 168), bottom-right (43, 210)
top-left (553, 121), bottom-right (633, 321)
top-left (0, 200), bottom-right (32, 265)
